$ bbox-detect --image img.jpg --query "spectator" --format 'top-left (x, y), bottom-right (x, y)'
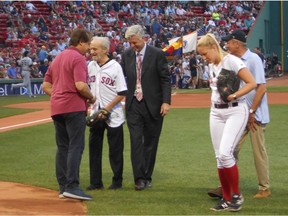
top-left (38, 46), bottom-right (48, 64)
top-left (39, 58), bottom-right (49, 77)
top-left (254, 47), bottom-right (265, 69)
top-left (173, 62), bottom-right (181, 89)
top-left (39, 22), bottom-right (49, 33)
top-left (22, 13), bottom-right (34, 28)
top-left (235, 2), bottom-right (244, 14)
top-left (49, 45), bottom-right (61, 59)
top-left (106, 26), bottom-right (115, 38)
top-left (176, 4), bottom-right (186, 16)
top-left (122, 38), bottom-right (130, 50)
top-left (143, 11), bottom-right (152, 34)
top-left (189, 50), bottom-right (198, 89)
top-left (196, 55), bottom-right (205, 88)
top-left (57, 39), bottom-right (67, 51)
top-left (271, 52), bottom-right (278, 70)
top-left (31, 23), bottom-right (40, 36)
top-left (105, 14), bottom-right (116, 24)
top-left (21, 44), bottom-right (31, 54)
top-left (38, 31), bottom-right (49, 43)
top-left (244, 13), bottom-right (254, 30)
top-left (212, 10), bottom-right (221, 22)
top-left (182, 56), bottom-right (191, 88)
top-left (7, 61), bottom-right (19, 79)
top-left (0, 65), bottom-right (8, 79)
top-left (68, 19), bottom-right (78, 30)
top-left (37, 14), bottom-right (46, 27)
top-left (31, 62), bottom-right (41, 78)
top-left (151, 18), bottom-right (162, 37)
top-left (26, 2), bottom-right (37, 12)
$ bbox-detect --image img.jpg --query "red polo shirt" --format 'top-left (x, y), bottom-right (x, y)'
top-left (44, 47), bottom-right (88, 116)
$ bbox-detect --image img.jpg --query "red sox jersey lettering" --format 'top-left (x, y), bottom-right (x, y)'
top-left (101, 76), bottom-right (115, 86)
top-left (89, 75), bottom-right (96, 83)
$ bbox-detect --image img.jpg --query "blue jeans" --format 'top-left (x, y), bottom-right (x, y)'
top-left (52, 111), bottom-right (86, 191)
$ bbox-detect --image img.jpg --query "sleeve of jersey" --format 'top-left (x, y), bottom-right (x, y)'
top-left (115, 63), bottom-right (128, 93)
top-left (227, 55), bottom-right (246, 75)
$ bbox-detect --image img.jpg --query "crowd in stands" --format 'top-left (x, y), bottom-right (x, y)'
top-left (0, 1), bottom-right (264, 83)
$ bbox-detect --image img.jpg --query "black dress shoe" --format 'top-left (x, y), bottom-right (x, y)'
top-left (134, 179), bottom-right (146, 191)
top-left (86, 184), bottom-right (104, 190)
top-left (108, 184), bottom-right (122, 190)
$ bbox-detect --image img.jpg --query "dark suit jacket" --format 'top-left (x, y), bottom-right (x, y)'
top-left (121, 45), bottom-right (171, 119)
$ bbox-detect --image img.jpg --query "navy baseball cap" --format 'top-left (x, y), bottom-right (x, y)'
top-left (222, 30), bottom-right (247, 43)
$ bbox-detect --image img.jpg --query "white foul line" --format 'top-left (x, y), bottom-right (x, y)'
top-left (0, 118), bottom-right (52, 131)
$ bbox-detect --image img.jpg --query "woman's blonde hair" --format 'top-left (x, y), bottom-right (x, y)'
top-left (197, 33), bottom-right (227, 62)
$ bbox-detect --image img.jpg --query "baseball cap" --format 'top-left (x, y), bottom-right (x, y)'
top-left (221, 30), bottom-right (247, 43)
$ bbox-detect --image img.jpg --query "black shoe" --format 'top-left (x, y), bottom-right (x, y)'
top-left (108, 184), bottom-right (122, 190)
top-left (208, 186), bottom-right (222, 198)
top-left (228, 194), bottom-right (243, 212)
top-left (86, 184), bottom-right (104, 191)
top-left (210, 199), bottom-right (229, 211)
top-left (134, 179), bottom-right (146, 191)
top-left (63, 188), bottom-right (92, 201)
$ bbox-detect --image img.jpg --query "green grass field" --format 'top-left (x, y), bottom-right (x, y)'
top-left (1, 88), bottom-right (288, 215)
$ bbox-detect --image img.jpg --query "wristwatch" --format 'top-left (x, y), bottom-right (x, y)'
top-left (232, 94), bottom-right (237, 100)
top-left (249, 108), bottom-right (255, 114)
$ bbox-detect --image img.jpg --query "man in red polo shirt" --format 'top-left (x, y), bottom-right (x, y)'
top-left (42, 28), bottom-right (95, 201)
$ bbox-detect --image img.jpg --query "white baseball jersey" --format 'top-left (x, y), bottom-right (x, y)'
top-left (209, 54), bottom-right (246, 104)
top-left (88, 59), bottom-right (127, 128)
top-left (20, 57), bottom-right (32, 71)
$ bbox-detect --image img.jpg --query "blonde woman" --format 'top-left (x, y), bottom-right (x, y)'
top-left (197, 33), bottom-right (256, 212)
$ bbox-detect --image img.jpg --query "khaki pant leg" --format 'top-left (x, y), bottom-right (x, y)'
top-left (249, 124), bottom-right (270, 190)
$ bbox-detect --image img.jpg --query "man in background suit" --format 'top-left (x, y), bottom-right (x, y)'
top-left (121, 25), bottom-right (171, 191)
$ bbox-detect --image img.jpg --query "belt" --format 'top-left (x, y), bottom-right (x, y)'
top-left (214, 102), bottom-right (238, 109)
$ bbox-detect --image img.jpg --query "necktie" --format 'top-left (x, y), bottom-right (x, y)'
top-left (135, 53), bottom-right (143, 101)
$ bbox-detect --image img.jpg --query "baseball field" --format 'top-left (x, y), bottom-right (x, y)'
top-left (0, 76), bottom-right (288, 215)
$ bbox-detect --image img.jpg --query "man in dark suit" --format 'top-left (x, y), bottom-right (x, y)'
top-left (121, 25), bottom-right (171, 191)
